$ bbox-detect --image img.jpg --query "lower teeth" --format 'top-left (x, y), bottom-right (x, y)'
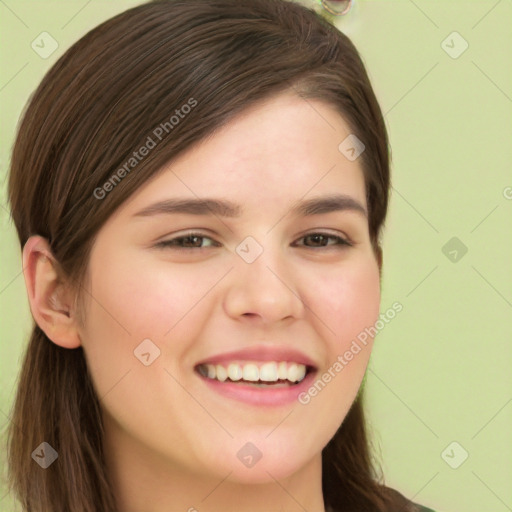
top-left (222, 379), bottom-right (294, 387)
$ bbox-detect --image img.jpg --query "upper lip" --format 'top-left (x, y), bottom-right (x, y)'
top-left (195, 345), bottom-right (318, 369)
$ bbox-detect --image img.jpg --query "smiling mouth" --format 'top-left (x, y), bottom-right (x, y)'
top-left (195, 361), bottom-right (315, 387)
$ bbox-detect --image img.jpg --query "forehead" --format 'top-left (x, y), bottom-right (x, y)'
top-left (116, 92), bottom-right (367, 221)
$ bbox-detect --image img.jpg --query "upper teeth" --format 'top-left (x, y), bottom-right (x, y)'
top-left (199, 361), bottom-right (307, 383)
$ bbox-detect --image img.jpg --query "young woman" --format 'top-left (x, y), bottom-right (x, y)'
top-left (5, 0), bottom-right (438, 511)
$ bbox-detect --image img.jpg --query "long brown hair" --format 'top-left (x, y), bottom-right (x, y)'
top-left (4, 0), bottom-right (409, 510)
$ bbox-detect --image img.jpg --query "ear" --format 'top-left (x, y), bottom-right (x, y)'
top-left (22, 235), bottom-right (82, 349)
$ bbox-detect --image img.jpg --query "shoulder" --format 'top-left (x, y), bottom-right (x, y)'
top-left (325, 486), bottom-right (439, 512)
top-left (386, 487), bottom-right (438, 512)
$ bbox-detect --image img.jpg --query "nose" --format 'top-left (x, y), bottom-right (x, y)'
top-left (223, 242), bottom-right (305, 325)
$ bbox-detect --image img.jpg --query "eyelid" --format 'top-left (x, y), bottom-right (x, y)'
top-left (293, 232), bottom-right (352, 248)
top-left (154, 230), bottom-right (220, 250)
top-left (154, 229), bottom-right (353, 250)
top-left (294, 228), bottom-right (354, 247)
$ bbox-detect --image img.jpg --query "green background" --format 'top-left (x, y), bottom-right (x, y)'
top-left (1, 1), bottom-right (511, 511)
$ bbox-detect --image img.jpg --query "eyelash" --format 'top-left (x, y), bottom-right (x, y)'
top-left (155, 231), bottom-right (353, 251)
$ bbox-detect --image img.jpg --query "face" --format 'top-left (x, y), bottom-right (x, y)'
top-left (78, 91), bottom-right (381, 484)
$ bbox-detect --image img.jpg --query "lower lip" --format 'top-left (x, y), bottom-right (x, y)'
top-left (196, 369), bottom-right (317, 406)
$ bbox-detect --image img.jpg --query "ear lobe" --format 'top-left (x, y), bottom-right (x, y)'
top-left (22, 236), bottom-right (82, 349)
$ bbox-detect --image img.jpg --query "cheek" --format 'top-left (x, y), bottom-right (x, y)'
top-left (85, 253), bottom-right (211, 339)
top-left (297, 258), bottom-right (380, 428)
top-left (309, 257), bottom-right (381, 351)
top-left (78, 254), bottom-right (180, 390)
top-left (80, 252), bottom-right (224, 385)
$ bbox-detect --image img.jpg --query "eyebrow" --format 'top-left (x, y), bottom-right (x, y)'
top-left (132, 193), bottom-right (367, 219)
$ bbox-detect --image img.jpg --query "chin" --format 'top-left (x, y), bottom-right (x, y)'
top-left (221, 456), bottom-right (307, 485)
top-left (202, 436), bottom-right (317, 484)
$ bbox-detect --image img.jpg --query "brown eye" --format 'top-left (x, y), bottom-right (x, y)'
top-left (156, 233), bottom-right (220, 250)
top-left (296, 233), bottom-right (351, 249)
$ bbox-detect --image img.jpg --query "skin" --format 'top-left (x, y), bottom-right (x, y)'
top-left (23, 91), bottom-right (382, 512)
